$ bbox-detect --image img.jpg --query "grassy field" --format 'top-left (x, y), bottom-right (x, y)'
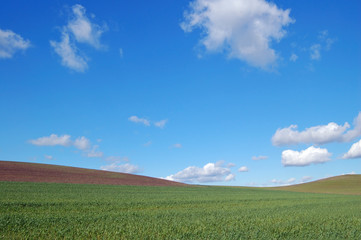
top-left (272, 174), bottom-right (361, 195)
top-left (1, 181), bottom-right (361, 239)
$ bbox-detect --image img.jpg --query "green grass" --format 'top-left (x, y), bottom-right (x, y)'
top-left (1, 181), bottom-right (361, 239)
top-left (272, 174), bottom-right (361, 195)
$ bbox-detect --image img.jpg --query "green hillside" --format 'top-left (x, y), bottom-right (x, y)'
top-left (272, 174), bottom-right (361, 195)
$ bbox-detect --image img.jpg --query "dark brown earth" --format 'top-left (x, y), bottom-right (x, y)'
top-left (0, 161), bottom-right (186, 186)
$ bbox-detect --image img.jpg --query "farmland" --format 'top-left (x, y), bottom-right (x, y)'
top-left (1, 181), bottom-right (361, 239)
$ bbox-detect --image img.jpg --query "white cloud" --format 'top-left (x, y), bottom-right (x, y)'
top-left (172, 143), bottom-right (182, 148)
top-left (318, 30), bottom-right (335, 50)
top-left (282, 146), bottom-right (331, 167)
top-left (290, 53), bottom-right (298, 62)
top-left (309, 30), bottom-right (336, 61)
top-left (50, 4), bottom-right (107, 71)
top-left (44, 155), bottom-right (53, 160)
top-left (30, 134), bottom-right (104, 158)
top-left (342, 113), bottom-right (361, 142)
top-left (225, 173), bottom-right (236, 181)
top-left (301, 176), bottom-right (312, 183)
top-left (154, 119), bottom-right (168, 128)
top-left (181, 0), bottom-right (294, 68)
top-left (238, 166), bottom-right (249, 172)
top-left (50, 31), bottom-right (88, 72)
top-left (286, 177), bottom-right (296, 184)
top-left (272, 113), bottom-right (361, 146)
top-left (271, 177), bottom-right (296, 185)
top-left (67, 4), bottom-right (106, 49)
top-left (165, 161), bottom-right (234, 183)
top-left (100, 162), bottom-right (141, 174)
top-left (342, 139), bottom-right (361, 159)
top-left (143, 141), bottom-right (152, 147)
top-left (86, 145), bottom-right (103, 158)
top-left (73, 136), bottom-right (91, 150)
top-left (119, 48), bottom-right (123, 58)
top-left (29, 134), bottom-right (72, 147)
top-left (310, 44), bottom-right (321, 60)
top-left (227, 163), bottom-right (236, 168)
top-left (0, 28), bottom-right (31, 59)
top-left (252, 155), bottom-right (268, 160)
top-left (128, 116), bottom-right (150, 126)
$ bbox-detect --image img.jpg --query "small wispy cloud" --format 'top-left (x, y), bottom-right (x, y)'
top-left (100, 162), bottom-right (141, 174)
top-left (29, 134), bottom-right (103, 158)
top-left (309, 30), bottom-right (336, 61)
top-left (310, 44), bottom-right (321, 60)
top-left (29, 134), bottom-right (72, 147)
top-left (86, 145), bottom-right (103, 158)
top-left (252, 155), bottom-right (268, 161)
top-left (50, 4), bottom-right (107, 72)
top-left (290, 53), bottom-right (298, 62)
top-left (128, 116), bottom-right (150, 126)
top-left (0, 28), bottom-right (31, 59)
top-left (44, 155), bottom-right (53, 160)
top-left (300, 176), bottom-right (312, 183)
top-left (172, 143), bottom-right (182, 148)
top-left (154, 119), bottom-right (168, 128)
top-left (238, 166), bottom-right (249, 172)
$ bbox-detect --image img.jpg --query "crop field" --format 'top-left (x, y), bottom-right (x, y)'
top-left (1, 181), bottom-right (361, 239)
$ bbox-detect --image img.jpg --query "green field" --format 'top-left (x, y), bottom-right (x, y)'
top-left (1, 181), bottom-right (361, 239)
top-left (272, 174), bottom-right (361, 195)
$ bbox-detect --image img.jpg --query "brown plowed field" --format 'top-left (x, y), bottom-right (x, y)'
top-left (0, 161), bottom-right (186, 186)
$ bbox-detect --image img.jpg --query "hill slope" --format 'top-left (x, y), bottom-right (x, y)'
top-left (272, 174), bottom-right (361, 195)
top-left (0, 161), bottom-right (186, 186)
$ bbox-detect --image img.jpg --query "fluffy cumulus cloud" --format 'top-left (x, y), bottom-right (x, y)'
top-left (50, 4), bottom-right (107, 72)
top-left (29, 134), bottom-right (72, 147)
top-left (281, 146), bottom-right (331, 167)
top-left (166, 161), bottom-right (235, 183)
top-left (272, 113), bottom-right (361, 146)
top-left (128, 116), bottom-right (150, 126)
top-left (181, 0), bottom-right (294, 68)
top-left (252, 155), bottom-right (268, 160)
top-left (342, 139), bottom-right (361, 159)
top-left (100, 163), bottom-right (141, 174)
top-left (0, 28), bottom-right (31, 59)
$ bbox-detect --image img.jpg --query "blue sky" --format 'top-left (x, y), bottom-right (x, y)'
top-left (1, 0), bottom-right (360, 186)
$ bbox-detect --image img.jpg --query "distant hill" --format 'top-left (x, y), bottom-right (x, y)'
top-left (272, 174), bottom-right (361, 195)
top-left (0, 161), bottom-right (186, 187)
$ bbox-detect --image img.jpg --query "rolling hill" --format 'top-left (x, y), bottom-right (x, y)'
top-left (271, 174), bottom-right (361, 195)
top-left (0, 161), bottom-right (186, 186)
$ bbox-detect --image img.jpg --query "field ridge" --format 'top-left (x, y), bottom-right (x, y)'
top-left (0, 160), bottom-right (186, 186)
